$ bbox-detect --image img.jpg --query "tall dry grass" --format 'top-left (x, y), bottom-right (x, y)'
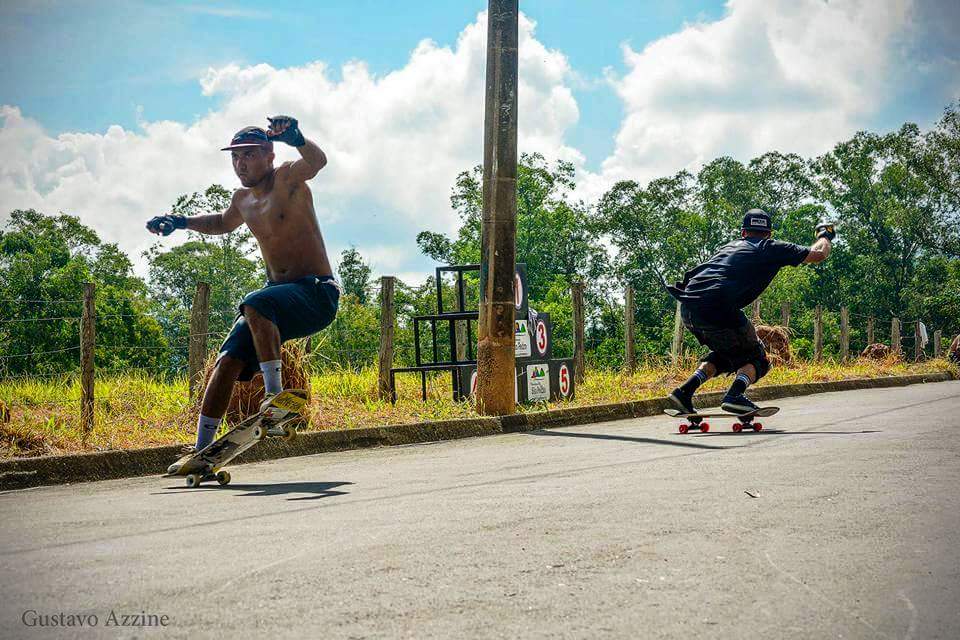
top-left (1, 356), bottom-right (953, 458)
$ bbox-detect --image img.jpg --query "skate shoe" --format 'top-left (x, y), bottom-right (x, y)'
top-left (721, 394), bottom-right (759, 415)
top-left (668, 388), bottom-right (697, 415)
top-left (166, 445), bottom-right (197, 475)
top-left (260, 393), bottom-right (290, 420)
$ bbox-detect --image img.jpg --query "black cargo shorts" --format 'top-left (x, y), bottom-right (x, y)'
top-left (680, 303), bottom-right (766, 375)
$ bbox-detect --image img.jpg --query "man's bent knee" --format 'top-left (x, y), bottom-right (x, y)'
top-left (213, 353), bottom-right (246, 377)
top-left (242, 304), bottom-right (271, 325)
top-left (750, 354), bottom-right (771, 381)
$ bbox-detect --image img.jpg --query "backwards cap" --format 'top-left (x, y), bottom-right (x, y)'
top-left (741, 208), bottom-right (772, 232)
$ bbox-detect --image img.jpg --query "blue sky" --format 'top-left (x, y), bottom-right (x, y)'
top-left (0, 0), bottom-right (730, 170)
top-left (1, 1), bottom-right (958, 282)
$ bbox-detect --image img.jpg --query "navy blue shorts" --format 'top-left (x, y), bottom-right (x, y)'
top-left (219, 275), bottom-right (340, 380)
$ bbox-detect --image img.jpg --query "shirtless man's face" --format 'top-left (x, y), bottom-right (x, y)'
top-left (231, 147), bottom-right (274, 188)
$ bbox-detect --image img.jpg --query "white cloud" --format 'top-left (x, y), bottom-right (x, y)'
top-left (576, 0), bottom-right (915, 200)
top-left (1, 1), bottom-right (953, 284)
top-left (0, 11), bottom-right (579, 278)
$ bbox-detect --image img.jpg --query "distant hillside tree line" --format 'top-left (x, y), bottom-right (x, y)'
top-left (1, 103), bottom-right (958, 376)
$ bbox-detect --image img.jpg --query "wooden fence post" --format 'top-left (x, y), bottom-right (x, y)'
top-left (891, 317), bottom-right (901, 355)
top-left (867, 316), bottom-right (874, 346)
top-left (752, 299), bottom-right (761, 324)
top-left (378, 276), bottom-right (396, 401)
top-left (934, 330), bottom-right (942, 358)
top-left (188, 282), bottom-right (211, 400)
top-left (624, 285), bottom-right (635, 374)
top-left (671, 301), bottom-right (683, 367)
top-left (781, 301), bottom-right (790, 328)
top-left (840, 307), bottom-right (849, 362)
top-left (80, 283), bottom-right (96, 438)
top-left (813, 305), bottom-right (823, 362)
top-left (915, 321), bottom-right (922, 361)
top-left (572, 281), bottom-right (586, 384)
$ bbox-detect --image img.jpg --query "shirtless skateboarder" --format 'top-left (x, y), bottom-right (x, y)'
top-left (666, 209), bottom-right (834, 415)
top-left (146, 116), bottom-right (339, 472)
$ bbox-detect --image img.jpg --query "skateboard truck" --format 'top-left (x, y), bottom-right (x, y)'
top-left (731, 416), bottom-right (763, 433)
top-left (678, 416), bottom-right (709, 434)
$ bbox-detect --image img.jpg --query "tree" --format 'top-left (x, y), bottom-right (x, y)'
top-left (337, 247), bottom-right (372, 304)
top-left (811, 123), bottom-right (957, 318)
top-left (144, 185), bottom-right (263, 360)
top-left (417, 153), bottom-right (609, 302)
top-left (0, 210), bottom-right (166, 375)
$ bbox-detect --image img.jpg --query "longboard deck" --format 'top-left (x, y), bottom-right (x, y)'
top-left (664, 406), bottom-right (779, 419)
top-left (166, 389), bottom-right (309, 481)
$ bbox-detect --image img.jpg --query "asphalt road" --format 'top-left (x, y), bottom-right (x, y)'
top-left (1, 380), bottom-right (959, 639)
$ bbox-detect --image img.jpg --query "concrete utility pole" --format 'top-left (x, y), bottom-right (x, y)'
top-left (476, 0), bottom-right (518, 416)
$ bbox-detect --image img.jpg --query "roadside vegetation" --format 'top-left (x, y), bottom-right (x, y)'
top-left (1, 358), bottom-right (952, 458)
top-left (2, 103), bottom-right (958, 459)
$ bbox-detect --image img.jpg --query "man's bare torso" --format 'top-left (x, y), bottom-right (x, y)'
top-left (235, 164), bottom-right (332, 283)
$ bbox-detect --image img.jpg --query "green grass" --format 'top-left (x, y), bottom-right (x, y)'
top-left (1, 357), bottom-right (954, 458)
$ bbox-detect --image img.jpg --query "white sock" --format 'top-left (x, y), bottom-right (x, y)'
top-left (195, 414), bottom-right (222, 450)
top-left (260, 359), bottom-right (283, 395)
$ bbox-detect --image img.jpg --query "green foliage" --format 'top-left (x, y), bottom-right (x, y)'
top-left (144, 185), bottom-right (263, 360)
top-left (4, 102), bottom-right (960, 383)
top-left (417, 153), bottom-right (609, 301)
top-left (0, 210), bottom-right (166, 375)
top-left (337, 247), bottom-right (373, 304)
top-left (312, 293), bottom-right (380, 370)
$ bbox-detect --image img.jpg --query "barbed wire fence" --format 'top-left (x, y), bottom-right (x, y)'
top-left (0, 279), bottom-right (952, 437)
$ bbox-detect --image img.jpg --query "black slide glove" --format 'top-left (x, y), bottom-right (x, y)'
top-left (267, 115), bottom-right (306, 147)
top-left (146, 214), bottom-right (188, 236)
top-left (815, 222), bottom-right (836, 241)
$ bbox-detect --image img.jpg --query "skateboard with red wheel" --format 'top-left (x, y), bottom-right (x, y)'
top-left (664, 406), bottom-right (779, 434)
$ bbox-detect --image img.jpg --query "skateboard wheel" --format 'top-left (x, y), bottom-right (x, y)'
top-left (701, 422), bottom-right (710, 433)
top-left (282, 425), bottom-right (296, 441)
top-left (732, 423), bottom-right (743, 433)
top-left (185, 473), bottom-right (202, 488)
top-left (216, 470), bottom-right (231, 486)
top-left (253, 425), bottom-right (265, 440)
top-left (678, 424), bottom-right (689, 434)
top-left (753, 422), bottom-right (763, 432)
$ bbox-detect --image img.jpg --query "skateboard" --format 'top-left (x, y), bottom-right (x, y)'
top-left (165, 389), bottom-right (309, 487)
top-left (664, 406), bottom-right (780, 434)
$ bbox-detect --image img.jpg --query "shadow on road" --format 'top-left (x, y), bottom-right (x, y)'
top-left (694, 429), bottom-right (881, 437)
top-left (529, 429), bottom-right (732, 450)
top-left (161, 481), bottom-right (353, 501)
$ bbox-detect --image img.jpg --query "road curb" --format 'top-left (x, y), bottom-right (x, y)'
top-left (0, 371), bottom-right (953, 491)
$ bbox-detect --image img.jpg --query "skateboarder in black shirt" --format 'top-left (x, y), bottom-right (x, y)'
top-left (666, 209), bottom-right (834, 415)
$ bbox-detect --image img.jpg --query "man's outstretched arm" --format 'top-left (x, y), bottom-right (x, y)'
top-left (146, 193), bottom-right (243, 236)
top-left (185, 196), bottom-right (243, 235)
top-left (267, 115), bottom-right (327, 183)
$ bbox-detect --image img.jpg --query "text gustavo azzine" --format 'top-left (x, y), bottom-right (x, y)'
top-left (21, 610), bottom-right (170, 627)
